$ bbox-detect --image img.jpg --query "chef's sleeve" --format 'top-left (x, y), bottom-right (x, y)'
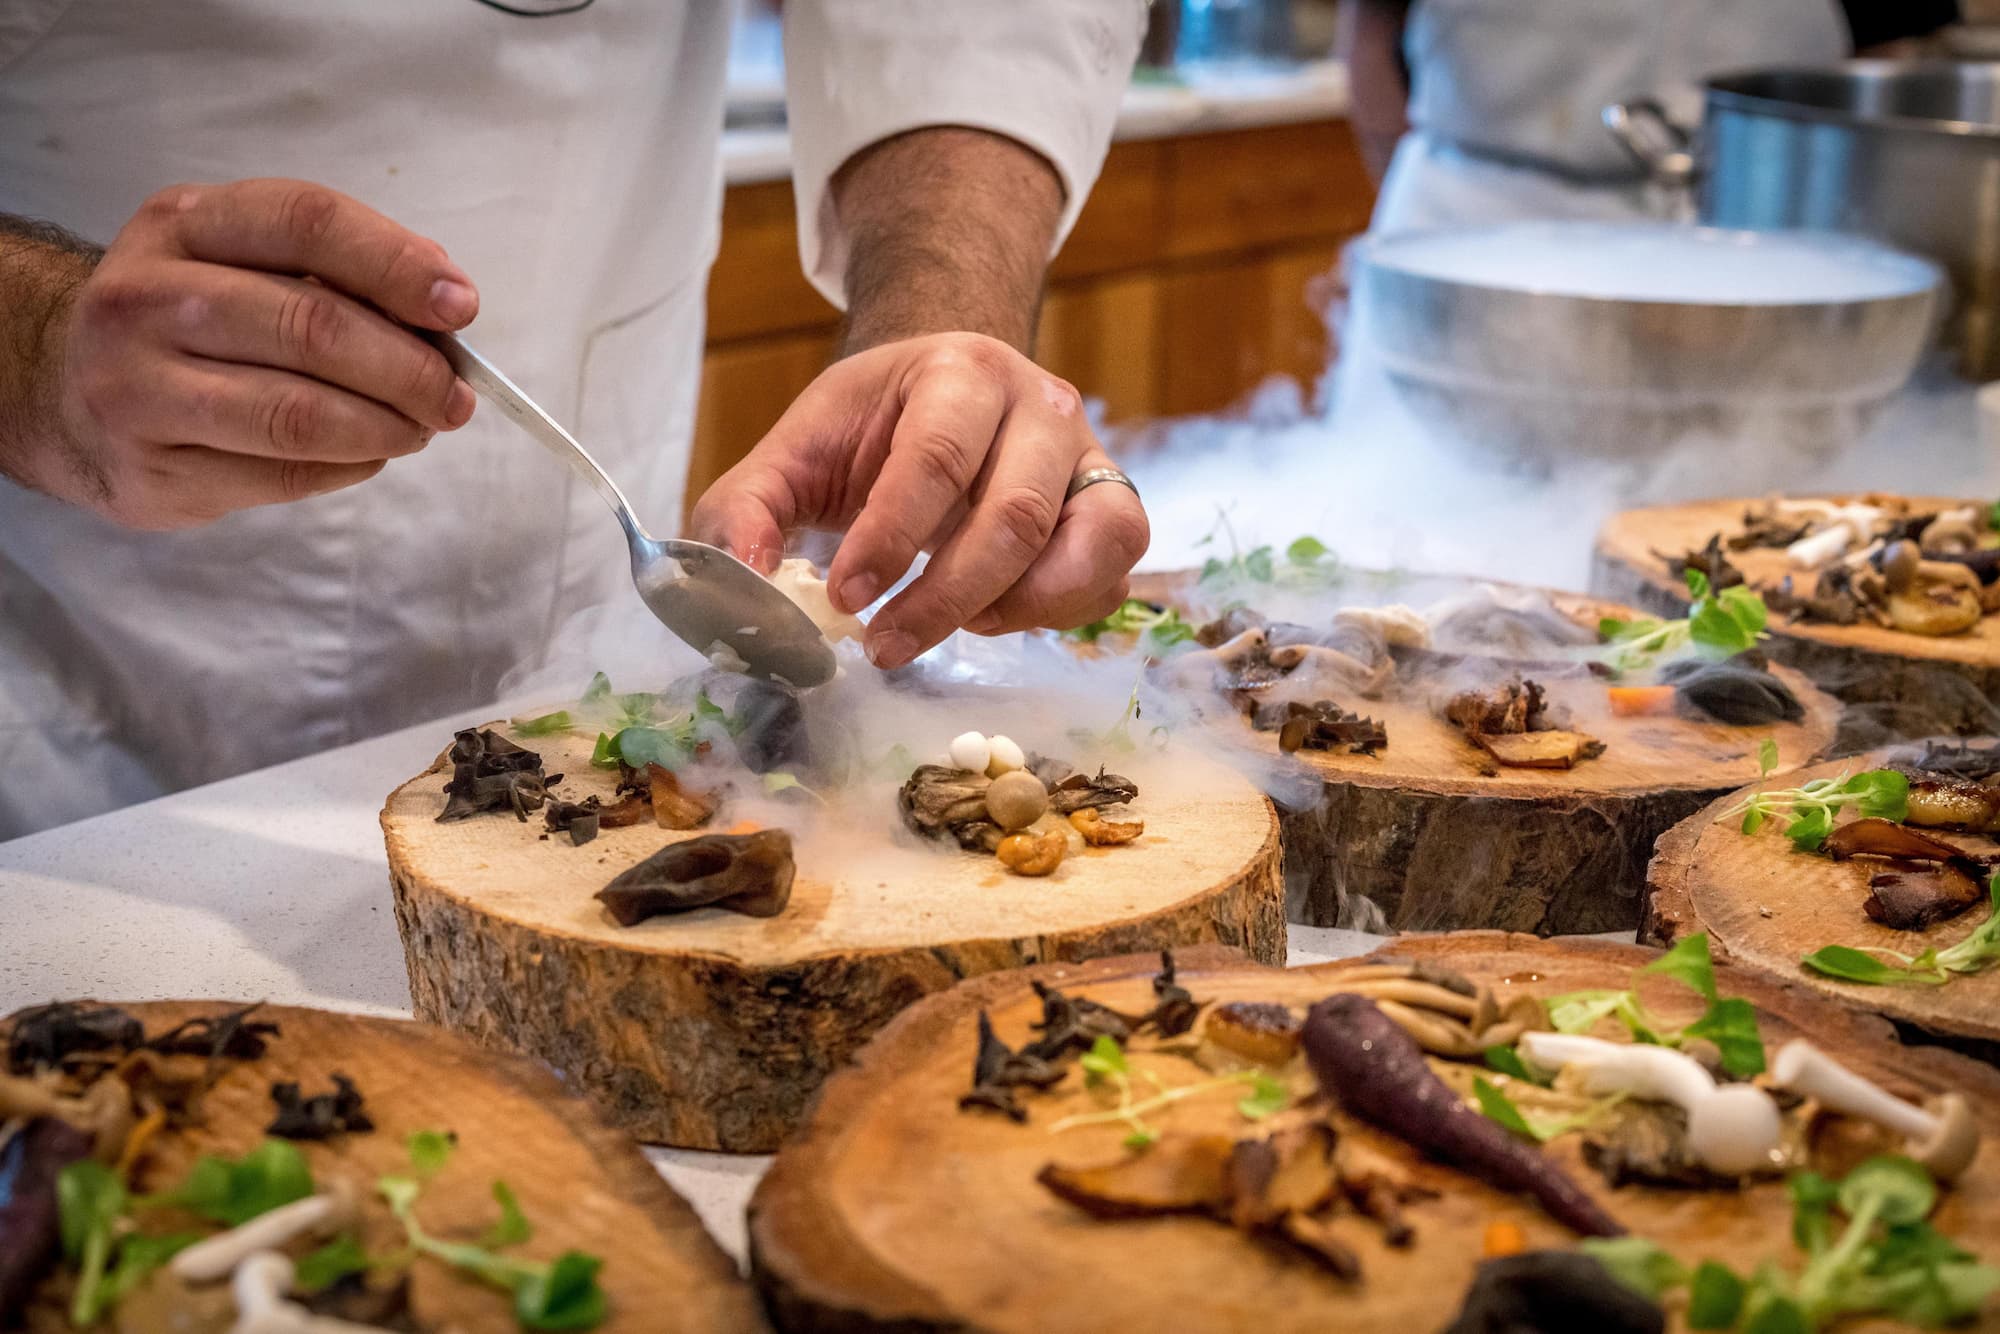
top-left (782, 0), bottom-right (1146, 309)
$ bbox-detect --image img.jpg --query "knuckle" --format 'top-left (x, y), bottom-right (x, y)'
top-left (904, 428), bottom-right (984, 485)
top-left (275, 286), bottom-right (345, 364)
top-left (403, 347), bottom-right (456, 413)
top-left (77, 275), bottom-right (163, 329)
top-left (378, 235), bottom-right (441, 291)
top-left (275, 458), bottom-right (324, 503)
top-left (137, 184), bottom-right (198, 227)
top-left (276, 184), bottom-right (340, 250)
top-left (985, 484), bottom-right (1060, 556)
top-left (259, 383), bottom-right (326, 454)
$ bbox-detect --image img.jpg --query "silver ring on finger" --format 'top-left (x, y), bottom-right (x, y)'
top-left (1064, 466), bottom-right (1139, 503)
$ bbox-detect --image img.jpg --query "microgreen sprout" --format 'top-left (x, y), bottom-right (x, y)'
top-left (1804, 872), bottom-right (2000, 988)
top-left (1718, 769), bottom-right (1909, 851)
top-left (1544, 933), bottom-right (1766, 1078)
top-left (1598, 570), bottom-right (1768, 677)
top-left (1049, 1035), bottom-right (1284, 1148)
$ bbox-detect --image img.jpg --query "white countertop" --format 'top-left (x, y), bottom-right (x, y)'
top-left (722, 59), bottom-right (1351, 186)
top-left (0, 703), bottom-right (1385, 1268)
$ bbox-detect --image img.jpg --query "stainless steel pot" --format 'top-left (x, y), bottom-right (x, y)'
top-left (1608, 61), bottom-right (2000, 379)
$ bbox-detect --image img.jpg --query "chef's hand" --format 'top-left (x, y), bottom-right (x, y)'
top-left (690, 331), bottom-right (1150, 670)
top-left (19, 179), bottom-right (476, 529)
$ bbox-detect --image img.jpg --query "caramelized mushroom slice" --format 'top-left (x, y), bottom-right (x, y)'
top-left (1226, 1123), bottom-right (1340, 1230)
top-left (1905, 778), bottom-right (2000, 833)
top-left (646, 764), bottom-right (718, 830)
top-left (1038, 1133), bottom-right (1236, 1218)
top-left (595, 830), bottom-right (794, 924)
top-left (1823, 818), bottom-right (1974, 864)
top-left (1475, 731), bottom-right (1606, 770)
top-left (1865, 864), bottom-right (1984, 931)
top-left (1204, 1002), bottom-right (1303, 1066)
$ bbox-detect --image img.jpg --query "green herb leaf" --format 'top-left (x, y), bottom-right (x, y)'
top-left (1121, 1128), bottom-right (1160, 1150)
top-left (1688, 1260), bottom-right (1748, 1329)
top-left (1839, 1155), bottom-right (1937, 1228)
top-left (1545, 989), bottom-right (1639, 1036)
top-left (407, 1128), bottom-right (457, 1178)
top-left (1801, 945), bottom-right (1945, 987)
top-left (481, 1181), bottom-right (533, 1249)
top-left (57, 1158), bottom-right (126, 1326)
top-left (1759, 737), bottom-right (1780, 777)
top-left (1683, 997), bottom-right (1767, 1078)
top-left (1236, 1074), bottom-right (1290, 1121)
top-left (580, 672), bottom-right (613, 704)
top-left (607, 724), bottom-right (694, 772)
top-left (1581, 1236), bottom-right (1689, 1301)
top-left (511, 710), bottom-right (573, 737)
top-left (589, 733), bottom-right (618, 768)
top-left (513, 1251), bottom-right (609, 1332)
top-left (1079, 1034), bottom-right (1128, 1082)
top-left (1471, 1077), bottom-right (1537, 1140)
top-left (1790, 1171), bottom-right (1839, 1253)
top-left (148, 1140), bottom-right (314, 1227)
top-left (1785, 803), bottom-right (1835, 851)
top-left (1482, 1045), bottom-right (1548, 1085)
top-left (1242, 547), bottom-right (1275, 582)
top-left (1286, 535), bottom-right (1331, 566)
top-left (1844, 769), bottom-right (1911, 821)
top-left (1685, 568), bottom-right (1713, 599)
top-left (1198, 557), bottom-right (1227, 583)
top-left (1642, 932), bottom-right (1720, 1002)
top-left (1743, 806), bottom-right (1768, 835)
top-left (295, 1233), bottom-right (374, 1292)
top-left (1742, 1291), bottom-right (1811, 1334)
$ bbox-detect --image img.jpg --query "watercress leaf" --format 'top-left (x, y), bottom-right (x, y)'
top-left (511, 711), bottom-right (572, 737)
top-left (1845, 769), bottom-right (1911, 821)
top-left (692, 690), bottom-right (733, 735)
top-left (1743, 806), bottom-right (1768, 835)
top-left (294, 1233), bottom-right (373, 1292)
top-left (57, 1159), bottom-right (124, 1264)
top-left (480, 1180), bottom-right (533, 1249)
top-left (157, 1140), bottom-right (313, 1227)
top-left (1237, 1074), bottom-right (1290, 1121)
top-left (1759, 738), bottom-right (1780, 777)
top-left (1642, 932), bottom-right (1720, 1002)
top-left (1198, 557), bottom-right (1227, 583)
top-left (1719, 584), bottom-right (1769, 637)
top-left (1079, 1034), bottom-right (1127, 1080)
top-left (580, 672), bottom-right (612, 704)
top-left (1122, 1128), bottom-right (1159, 1150)
top-left (377, 1175), bottom-right (421, 1218)
top-left (1683, 997), bottom-right (1767, 1078)
top-left (1243, 547), bottom-right (1275, 582)
top-left (1742, 1291), bottom-right (1810, 1334)
top-left (1471, 1077), bottom-right (1537, 1140)
top-left (1286, 535), bottom-right (1330, 566)
top-left (1801, 945), bottom-right (1937, 987)
top-left (1545, 989), bottom-right (1635, 1035)
top-left (1789, 1171), bottom-right (1838, 1254)
top-left (407, 1129), bottom-right (457, 1178)
top-left (1685, 568), bottom-right (1712, 600)
top-left (99, 1230), bottom-right (200, 1310)
top-left (610, 725), bottom-right (694, 773)
top-left (1910, 1261), bottom-right (2000, 1325)
top-left (589, 733), bottom-right (618, 768)
top-left (1868, 1220), bottom-right (1971, 1275)
top-left (1482, 1045), bottom-right (1548, 1085)
top-left (1785, 804), bottom-right (1834, 851)
top-left (514, 1250), bottom-right (608, 1332)
top-left (1687, 1260), bottom-right (1747, 1329)
top-left (1579, 1237), bottom-right (1689, 1301)
top-left (1691, 596), bottom-right (1758, 655)
top-left (1839, 1155), bottom-right (1937, 1228)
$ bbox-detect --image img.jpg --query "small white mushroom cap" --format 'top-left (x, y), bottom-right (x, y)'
top-left (1771, 1039), bottom-right (1981, 1181)
top-left (947, 731), bottom-right (991, 773)
top-left (985, 735), bottom-right (1025, 777)
top-left (228, 1251), bottom-right (393, 1334)
top-left (1519, 1032), bottom-right (1782, 1176)
top-left (174, 1186), bottom-right (357, 1283)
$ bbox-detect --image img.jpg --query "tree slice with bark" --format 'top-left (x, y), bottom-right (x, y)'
top-left (384, 725), bottom-right (1284, 1152)
top-left (1128, 572), bottom-right (1841, 934)
top-left (6, 1001), bottom-right (761, 1334)
top-left (1645, 750), bottom-right (2000, 1053)
top-left (748, 937), bottom-right (2000, 1334)
top-left (1592, 495), bottom-right (2000, 746)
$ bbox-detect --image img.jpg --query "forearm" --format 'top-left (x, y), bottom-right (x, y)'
top-left (0, 216), bottom-right (100, 492)
top-left (830, 126), bottom-right (1064, 357)
top-left (1339, 0), bottom-right (1413, 184)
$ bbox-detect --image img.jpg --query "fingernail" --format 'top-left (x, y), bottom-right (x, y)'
top-left (429, 278), bottom-right (478, 327)
top-left (445, 379), bottom-right (476, 428)
top-left (838, 574), bottom-right (882, 613)
top-left (867, 630), bottom-right (917, 670)
top-left (966, 611), bottom-right (1003, 635)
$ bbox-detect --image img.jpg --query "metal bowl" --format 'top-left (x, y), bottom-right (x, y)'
top-left (1349, 221), bottom-right (1942, 468)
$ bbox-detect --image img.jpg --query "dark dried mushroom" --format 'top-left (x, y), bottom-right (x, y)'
top-left (1022, 981), bottom-right (1134, 1061)
top-left (1252, 699), bottom-right (1388, 755)
top-left (142, 1003), bottom-right (281, 1062)
top-left (1047, 768), bottom-right (1140, 815)
top-left (1195, 607), bottom-right (1267, 647)
top-left (1661, 533), bottom-right (1745, 591)
top-left (1444, 679), bottom-right (1549, 737)
top-left (6, 1003), bottom-right (144, 1074)
top-left (1824, 817), bottom-right (1980, 866)
top-left (899, 764), bottom-right (1004, 851)
top-left (1894, 741), bottom-right (2000, 783)
top-left (1142, 951), bottom-right (1204, 1037)
top-left (438, 729), bottom-right (555, 823)
top-left (595, 830), bottom-right (795, 925)
top-left (544, 797), bottom-right (601, 846)
top-left (267, 1073), bottom-right (373, 1140)
top-left (1866, 864), bottom-right (1984, 931)
top-left (1038, 1133), bottom-right (1236, 1218)
top-left (958, 1010), bottom-right (1068, 1121)
top-left (1660, 656), bottom-right (1803, 726)
top-left (1443, 1252), bottom-right (1664, 1334)
top-left (1226, 1123), bottom-right (1340, 1230)
top-left (1731, 506), bottom-right (1815, 551)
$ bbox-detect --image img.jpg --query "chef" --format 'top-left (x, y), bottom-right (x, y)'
top-left (1341, 0), bottom-right (1961, 232)
top-left (0, 1), bottom-right (1151, 838)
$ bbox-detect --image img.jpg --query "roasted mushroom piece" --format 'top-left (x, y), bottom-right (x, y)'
top-left (1047, 768), bottom-right (1140, 815)
top-left (595, 829), bottom-right (795, 924)
top-left (437, 728), bottom-right (555, 823)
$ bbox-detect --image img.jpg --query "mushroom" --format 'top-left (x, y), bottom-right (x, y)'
top-left (173, 1185), bottom-right (358, 1283)
top-left (1268, 643), bottom-right (1391, 696)
top-left (1068, 807), bottom-right (1143, 845)
top-left (983, 770), bottom-right (1049, 831)
top-left (1920, 507), bottom-right (1982, 557)
top-left (1155, 628), bottom-right (1273, 691)
top-left (1518, 1033), bottom-right (1781, 1177)
top-left (1880, 539), bottom-right (1923, 594)
top-left (1769, 1040), bottom-right (1981, 1181)
top-left (997, 830), bottom-right (1065, 876)
top-left (228, 1251), bottom-right (392, 1334)
top-left (594, 829), bottom-right (795, 923)
top-left (1333, 604), bottom-right (1430, 650)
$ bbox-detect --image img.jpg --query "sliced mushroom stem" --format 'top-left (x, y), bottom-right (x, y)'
top-left (174, 1186), bottom-right (357, 1283)
top-left (229, 1250), bottom-right (393, 1334)
top-left (1335, 979), bottom-right (1480, 1021)
top-left (1770, 1040), bottom-right (1981, 1181)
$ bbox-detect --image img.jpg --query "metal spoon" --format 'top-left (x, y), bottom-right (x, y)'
top-left (432, 331), bottom-right (837, 688)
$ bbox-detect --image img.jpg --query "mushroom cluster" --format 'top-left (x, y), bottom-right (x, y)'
top-left (898, 736), bottom-right (1142, 876)
top-left (1752, 500), bottom-right (2000, 636)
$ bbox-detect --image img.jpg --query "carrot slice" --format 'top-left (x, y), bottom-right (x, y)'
top-left (1607, 685), bottom-right (1676, 717)
top-left (1483, 1220), bottom-right (1528, 1258)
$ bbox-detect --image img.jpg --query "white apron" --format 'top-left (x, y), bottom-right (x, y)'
top-left (0, 1), bottom-right (728, 837)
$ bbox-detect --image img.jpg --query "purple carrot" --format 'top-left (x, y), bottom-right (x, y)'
top-left (1302, 992), bottom-right (1624, 1237)
top-left (0, 1117), bottom-right (95, 1320)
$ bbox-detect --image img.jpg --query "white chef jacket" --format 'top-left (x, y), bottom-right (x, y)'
top-left (0, 0), bottom-right (1144, 839)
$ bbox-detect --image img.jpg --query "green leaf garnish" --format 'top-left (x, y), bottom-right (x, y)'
top-left (1689, 1260), bottom-right (1748, 1329)
top-left (1286, 535), bottom-right (1332, 566)
top-left (1471, 1077), bottom-right (1537, 1139)
top-left (1802, 873), bottom-right (2000, 989)
top-left (1547, 933), bottom-right (1765, 1076)
top-left (511, 710), bottom-right (573, 737)
top-left (1236, 1074), bottom-right (1290, 1121)
top-left (140, 1139), bottom-right (314, 1227)
top-left (294, 1233), bottom-right (374, 1292)
top-left (481, 1180), bottom-right (533, 1249)
top-left (1582, 1236), bottom-right (1689, 1300)
top-left (1759, 737), bottom-right (1780, 777)
top-left (407, 1128), bottom-right (457, 1177)
top-left (1721, 769), bottom-right (1908, 852)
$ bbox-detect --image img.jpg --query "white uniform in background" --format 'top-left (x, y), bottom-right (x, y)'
top-left (1370, 0), bottom-right (1850, 233)
top-left (0, 0), bottom-right (1144, 838)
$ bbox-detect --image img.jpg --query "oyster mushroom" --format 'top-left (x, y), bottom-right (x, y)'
top-left (1919, 507), bottom-right (1983, 557)
top-left (1068, 807), bottom-right (1143, 845)
top-left (1770, 1040), bottom-right (1981, 1181)
top-left (594, 829), bottom-right (795, 924)
top-left (1268, 643), bottom-right (1391, 696)
top-left (1155, 628), bottom-right (1280, 691)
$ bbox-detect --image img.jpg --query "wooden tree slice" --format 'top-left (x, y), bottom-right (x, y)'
top-left (1127, 571), bottom-right (1841, 933)
top-left (384, 725), bottom-right (1284, 1152)
top-left (1592, 495), bottom-right (2000, 743)
top-left (748, 937), bottom-right (2000, 1334)
top-left (9, 1001), bottom-right (762, 1333)
top-left (1645, 751), bottom-right (2000, 1052)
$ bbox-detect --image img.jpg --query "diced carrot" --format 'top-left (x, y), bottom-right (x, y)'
top-left (1607, 685), bottom-right (1676, 717)
top-left (1483, 1220), bottom-right (1528, 1258)
top-left (116, 1105), bottom-right (167, 1178)
top-left (725, 819), bottom-right (761, 836)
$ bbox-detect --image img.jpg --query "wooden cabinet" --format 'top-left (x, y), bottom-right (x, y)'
top-left (686, 118), bottom-right (1375, 521)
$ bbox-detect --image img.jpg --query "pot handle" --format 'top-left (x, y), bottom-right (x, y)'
top-left (1603, 98), bottom-right (1697, 186)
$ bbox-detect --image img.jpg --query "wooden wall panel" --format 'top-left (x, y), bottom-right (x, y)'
top-left (687, 330), bottom-right (837, 519)
top-left (1035, 272), bottom-right (1164, 423)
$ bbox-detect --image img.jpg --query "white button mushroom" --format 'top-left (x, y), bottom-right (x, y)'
top-left (173, 1185), bottom-right (357, 1283)
top-left (1519, 1032), bottom-right (1782, 1176)
top-left (985, 735), bottom-right (1026, 777)
top-left (947, 731), bottom-right (992, 774)
top-left (1770, 1039), bottom-right (1981, 1182)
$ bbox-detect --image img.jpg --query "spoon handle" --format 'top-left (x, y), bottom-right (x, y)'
top-left (429, 330), bottom-right (652, 547)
